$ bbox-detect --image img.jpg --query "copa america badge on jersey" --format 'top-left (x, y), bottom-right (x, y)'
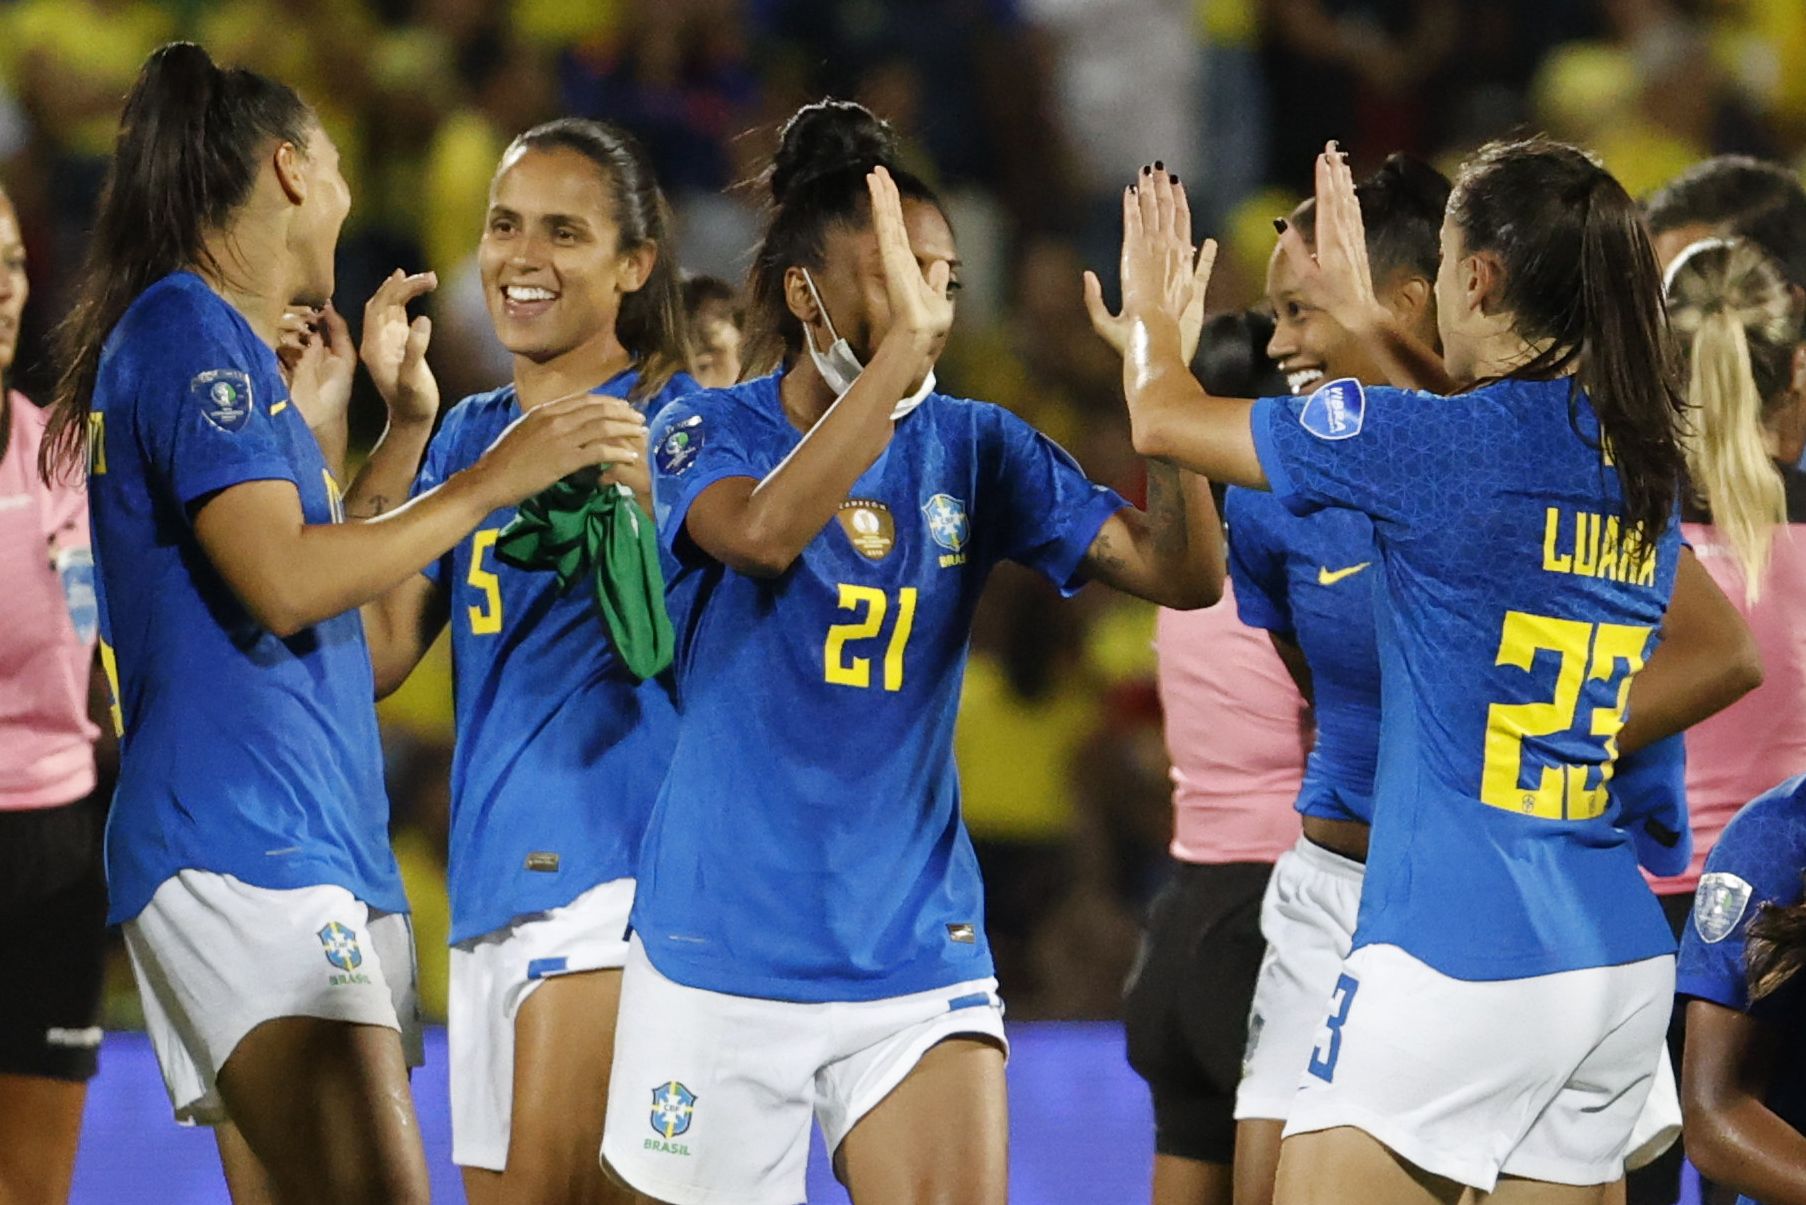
top-left (1692, 872), bottom-right (1754, 944)
top-left (1298, 377), bottom-right (1365, 441)
top-left (656, 415), bottom-right (704, 475)
top-left (191, 369), bottom-right (254, 433)
top-left (836, 499), bottom-right (895, 559)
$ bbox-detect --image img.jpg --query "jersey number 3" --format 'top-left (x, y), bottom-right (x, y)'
top-left (824, 585), bottom-right (917, 692)
top-left (1480, 610), bottom-right (1651, 821)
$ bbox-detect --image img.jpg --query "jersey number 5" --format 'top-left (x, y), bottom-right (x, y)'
top-left (467, 529), bottom-right (503, 635)
top-left (824, 584), bottom-right (917, 692)
top-left (1480, 610), bottom-right (1652, 821)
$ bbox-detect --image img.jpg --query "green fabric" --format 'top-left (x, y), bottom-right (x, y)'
top-left (494, 475), bottom-right (674, 680)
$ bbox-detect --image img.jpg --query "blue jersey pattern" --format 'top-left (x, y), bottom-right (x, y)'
top-left (1225, 486), bottom-right (1379, 824)
top-left (1676, 775), bottom-right (1806, 1205)
top-left (1251, 376), bottom-right (1681, 978)
top-left (414, 369), bottom-right (696, 943)
top-left (90, 273), bottom-right (402, 923)
top-left (634, 372), bottom-right (1127, 1002)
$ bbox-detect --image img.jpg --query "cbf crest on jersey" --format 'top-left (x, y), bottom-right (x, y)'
top-left (1693, 872), bottom-right (1754, 944)
top-left (836, 499), bottom-right (896, 560)
top-left (650, 1081), bottom-right (696, 1139)
top-left (657, 415), bottom-right (704, 476)
top-left (191, 369), bottom-right (254, 433)
top-left (317, 921), bottom-right (364, 971)
top-left (1298, 377), bottom-right (1365, 441)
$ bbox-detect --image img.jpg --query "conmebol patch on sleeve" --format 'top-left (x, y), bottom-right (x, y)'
top-left (1298, 377), bottom-right (1365, 441)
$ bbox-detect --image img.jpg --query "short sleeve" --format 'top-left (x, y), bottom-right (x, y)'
top-left (411, 420), bottom-right (460, 587)
top-left (1676, 795), bottom-right (1806, 1013)
top-left (136, 302), bottom-right (297, 514)
top-left (1250, 380), bottom-right (1452, 526)
top-left (648, 396), bottom-right (767, 561)
top-left (1225, 488), bottom-right (1293, 637)
top-left (981, 407), bottom-right (1126, 596)
top-left (1610, 735), bottom-right (1691, 877)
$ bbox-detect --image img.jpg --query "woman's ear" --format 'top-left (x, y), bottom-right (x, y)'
top-left (617, 242), bottom-right (657, 295)
top-left (1382, 274), bottom-right (1434, 329)
top-left (783, 265), bottom-right (820, 326)
top-left (272, 141), bottom-right (308, 206)
top-left (1467, 250), bottom-right (1506, 317)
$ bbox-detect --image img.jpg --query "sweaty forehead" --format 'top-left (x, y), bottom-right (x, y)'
top-left (491, 146), bottom-right (613, 222)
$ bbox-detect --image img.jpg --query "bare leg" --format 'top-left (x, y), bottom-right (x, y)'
top-left (1234, 1118), bottom-right (1285, 1205)
top-left (836, 1037), bottom-right (1009, 1205)
top-left (1155, 1153), bottom-right (1233, 1205)
top-left (215, 1120), bottom-right (278, 1205)
top-left (1476, 1177), bottom-right (1609, 1205)
top-left (463, 970), bottom-right (648, 1205)
top-left (0, 1074), bottom-right (87, 1205)
top-left (1274, 1128), bottom-right (1462, 1205)
top-left (215, 1017), bottom-right (428, 1205)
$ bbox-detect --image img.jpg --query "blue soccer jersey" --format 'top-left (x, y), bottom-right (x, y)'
top-left (1251, 375), bottom-right (1681, 979)
top-left (1676, 774), bottom-right (1806, 1205)
top-left (89, 272), bottom-right (404, 923)
top-left (634, 372), bottom-right (1127, 1002)
top-left (414, 368), bottom-right (696, 943)
top-left (1225, 486), bottom-right (1380, 824)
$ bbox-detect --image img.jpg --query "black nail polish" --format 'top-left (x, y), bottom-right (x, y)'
top-left (1273, 218), bottom-right (1289, 234)
top-left (1169, 172), bottom-right (1179, 184)
top-left (1154, 160), bottom-right (1164, 171)
top-left (1142, 164), bottom-right (1152, 175)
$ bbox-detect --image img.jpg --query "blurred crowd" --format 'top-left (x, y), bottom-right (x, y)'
top-left (4, 0), bottom-right (1804, 1023)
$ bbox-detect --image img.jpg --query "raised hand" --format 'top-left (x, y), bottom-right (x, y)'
top-left (867, 165), bottom-right (953, 348)
top-left (1278, 142), bottom-right (1383, 330)
top-left (280, 304), bottom-right (355, 431)
top-left (360, 269), bottom-right (440, 427)
top-left (470, 395), bottom-right (650, 507)
top-left (1087, 166), bottom-right (1217, 360)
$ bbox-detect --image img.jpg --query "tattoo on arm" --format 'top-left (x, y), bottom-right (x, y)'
top-left (350, 494), bottom-right (392, 521)
top-left (1144, 462), bottom-right (1189, 564)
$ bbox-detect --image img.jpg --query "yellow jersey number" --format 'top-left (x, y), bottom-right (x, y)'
top-left (823, 584), bottom-right (918, 691)
top-left (1479, 610), bottom-right (1651, 820)
top-left (97, 637), bottom-right (125, 737)
top-left (467, 529), bottom-right (503, 635)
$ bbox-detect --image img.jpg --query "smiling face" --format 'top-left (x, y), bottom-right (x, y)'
top-left (479, 144), bottom-right (651, 364)
top-left (0, 193), bottom-right (24, 378)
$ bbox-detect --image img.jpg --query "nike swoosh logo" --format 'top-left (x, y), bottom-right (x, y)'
top-left (1317, 562), bottom-right (1371, 586)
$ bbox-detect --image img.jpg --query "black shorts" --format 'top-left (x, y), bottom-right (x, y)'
top-left (1122, 859), bottom-right (1273, 1165)
top-left (0, 795), bottom-right (108, 1081)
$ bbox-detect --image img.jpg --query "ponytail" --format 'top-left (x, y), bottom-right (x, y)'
top-left (501, 119), bottom-right (694, 401)
top-left (1574, 173), bottom-right (1688, 556)
top-left (1452, 139), bottom-right (1686, 555)
top-left (1665, 237), bottom-right (1795, 603)
top-left (1746, 887), bottom-right (1806, 1002)
top-left (41, 43), bottom-right (311, 483)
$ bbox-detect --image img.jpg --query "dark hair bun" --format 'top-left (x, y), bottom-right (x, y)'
top-left (770, 100), bottom-right (900, 206)
top-left (1366, 153), bottom-right (1452, 221)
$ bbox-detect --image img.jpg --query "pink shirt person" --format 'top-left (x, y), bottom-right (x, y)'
top-left (1651, 492), bottom-right (1806, 893)
top-left (0, 392), bottom-right (99, 810)
top-left (1156, 577), bottom-right (1306, 864)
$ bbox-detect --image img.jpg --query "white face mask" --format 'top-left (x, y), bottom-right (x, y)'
top-left (801, 269), bottom-right (934, 420)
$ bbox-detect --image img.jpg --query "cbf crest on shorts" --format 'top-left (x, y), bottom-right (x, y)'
top-left (650, 1080), bottom-right (696, 1139)
top-left (191, 369), bottom-right (254, 433)
top-left (1693, 872), bottom-right (1755, 944)
top-left (317, 920), bottom-right (364, 971)
top-left (1298, 377), bottom-right (1365, 441)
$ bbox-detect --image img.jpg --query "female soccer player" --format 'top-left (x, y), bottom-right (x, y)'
top-left (0, 182), bottom-right (106, 1205)
top-left (353, 117), bottom-right (697, 1204)
top-left (1676, 772), bottom-right (1806, 1204)
top-left (1223, 156), bottom-right (1449, 1205)
top-left (601, 100), bottom-right (1223, 1205)
top-left (42, 44), bottom-right (635, 1202)
top-left (1097, 143), bottom-right (1725, 1202)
